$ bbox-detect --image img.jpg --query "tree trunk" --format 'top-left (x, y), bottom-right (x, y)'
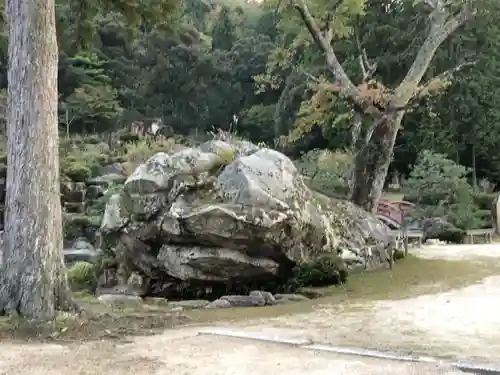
top-left (471, 141), bottom-right (477, 191)
top-left (0, 0), bottom-right (76, 319)
top-left (350, 114), bottom-right (403, 213)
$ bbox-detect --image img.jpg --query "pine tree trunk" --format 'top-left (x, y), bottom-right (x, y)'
top-left (0, 0), bottom-right (76, 319)
top-left (350, 114), bottom-right (403, 213)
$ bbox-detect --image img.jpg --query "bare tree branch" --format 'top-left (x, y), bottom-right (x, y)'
top-left (391, 61), bottom-right (475, 112)
top-left (355, 25), bottom-right (377, 82)
top-left (393, 0), bottom-right (476, 105)
top-left (415, 61), bottom-right (474, 98)
top-left (302, 69), bottom-right (343, 93)
top-left (292, 0), bottom-right (359, 100)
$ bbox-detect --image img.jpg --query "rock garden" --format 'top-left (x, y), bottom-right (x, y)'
top-left (0, 131), bottom-right (395, 310)
top-left (1, 132), bottom-right (498, 317)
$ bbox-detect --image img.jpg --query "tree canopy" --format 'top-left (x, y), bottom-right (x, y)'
top-left (0, 0), bottom-right (498, 191)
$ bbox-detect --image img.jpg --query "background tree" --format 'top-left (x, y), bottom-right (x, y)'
top-left (0, 0), bottom-right (182, 320)
top-left (291, 0), bottom-right (475, 212)
top-left (211, 5), bottom-right (235, 51)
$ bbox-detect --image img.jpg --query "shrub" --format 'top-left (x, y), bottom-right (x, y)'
top-left (91, 182), bottom-right (124, 215)
top-left (67, 261), bottom-right (96, 291)
top-left (403, 150), bottom-right (488, 230)
top-left (63, 214), bottom-right (101, 241)
top-left (215, 147), bottom-right (236, 165)
top-left (84, 135), bottom-right (102, 144)
top-left (437, 227), bottom-right (465, 244)
top-left (293, 254), bottom-right (348, 287)
top-left (402, 150), bottom-right (471, 206)
top-left (297, 149), bottom-right (351, 197)
top-left (119, 138), bottom-right (185, 163)
top-left (119, 132), bottom-right (140, 144)
top-left (472, 192), bottom-right (497, 210)
top-left (62, 162), bottom-right (92, 182)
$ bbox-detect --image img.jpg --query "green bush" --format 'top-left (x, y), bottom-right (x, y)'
top-left (62, 162), bottom-right (92, 182)
top-left (297, 149), bottom-right (351, 198)
top-left (472, 192), bottom-right (497, 210)
top-left (63, 214), bottom-right (101, 241)
top-left (403, 150), bottom-right (489, 230)
top-left (215, 147), bottom-right (236, 165)
top-left (91, 182), bottom-right (124, 215)
top-left (293, 254), bottom-right (348, 287)
top-left (67, 261), bottom-right (96, 291)
top-left (402, 150), bottom-right (471, 206)
top-left (84, 135), bottom-right (101, 144)
top-left (437, 227), bottom-right (465, 244)
top-left (119, 132), bottom-right (140, 143)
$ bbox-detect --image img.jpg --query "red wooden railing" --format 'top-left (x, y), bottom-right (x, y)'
top-left (376, 200), bottom-right (416, 229)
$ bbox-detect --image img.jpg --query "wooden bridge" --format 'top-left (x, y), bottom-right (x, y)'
top-left (376, 200), bottom-right (416, 229)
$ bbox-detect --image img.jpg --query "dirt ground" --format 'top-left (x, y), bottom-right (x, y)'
top-left (1, 243), bottom-right (500, 374)
top-left (0, 330), bottom-right (468, 375)
top-left (232, 243), bottom-right (500, 361)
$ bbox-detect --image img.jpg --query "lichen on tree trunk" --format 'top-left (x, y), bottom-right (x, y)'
top-left (0, 0), bottom-right (76, 319)
top-left (350, 114), bottom-right (403, 213)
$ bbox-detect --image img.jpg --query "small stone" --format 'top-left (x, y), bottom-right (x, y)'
top-left (143, 297), bottom-right (169, 306)
top-left (249, 290), bottom-right (277, 305)
top-left (220, 294), bottom-right (265, 307)
top-left (167, 299), bottom-right (210, 310)
top-left (98, 294), bottom-right (143, 308)
top-left (274, 293), bottom-right (310, 302)
top-left (126, 272), bottom-right (148, 296)
top-left (205, 299), bottom-right (231, 309)
top-left (170, 306), bottom-right (184, 313)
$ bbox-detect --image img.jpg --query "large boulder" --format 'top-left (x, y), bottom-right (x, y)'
top-left (99, 140), bottom-right (392, 297)
top-left (312, 194), bottom-right (392, 269)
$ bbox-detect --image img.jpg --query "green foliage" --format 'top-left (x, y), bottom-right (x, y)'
top-left (403, 150), bottom-right (488, 230)
top-left (60, 53), bottom-right (123, 133)
top-left (211, 6), bottom-right (235, 51)
top-left (437, 227), bottom-right (466, 244)
top-left (403, 150), bottom-right (471, 206)
top-left (239, 104), bottom-right (276, 143)
top-left (119, 132), bottom-right (140, 143)
top-left (1, 0), bottom-right (500, 196)
top-left (293, 254), bottom-right (348, 287)
top-left (60, 143), bottom-right (112, 181)
top-left (297, 149), bottom-right (351, 197)
top-left (63, 214), bottom-right (101, 241)
top-left (92, 183), bottom-right (125, 215)
top-left (472, 192), bottom-right (497, 210)
top-left (66, 261), bottom-right (96, 291)
top-left (215, 147), bottom-right (236, 165)
top-left (61, 161), bottom-right (92, 182)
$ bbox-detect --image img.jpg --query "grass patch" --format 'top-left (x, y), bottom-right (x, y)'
top-left (307, 255), bottom-right (500, 301)
top-left (188, 255), bottom-right (500, 323)
top-left (1, 255), bottom-right (499, 342)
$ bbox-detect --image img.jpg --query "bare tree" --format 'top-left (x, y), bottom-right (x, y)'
top-left (294, 0), bottom-right (475, 212)
top-left (0, 0), bottom-right (76, 319)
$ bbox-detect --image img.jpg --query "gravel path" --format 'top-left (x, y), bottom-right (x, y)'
top-left (0, 330), bottom-right (466, 375)
top-left (235, 244), bottom-right (500, 361)
top-left (1, 244), bottom-right (499, 374)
